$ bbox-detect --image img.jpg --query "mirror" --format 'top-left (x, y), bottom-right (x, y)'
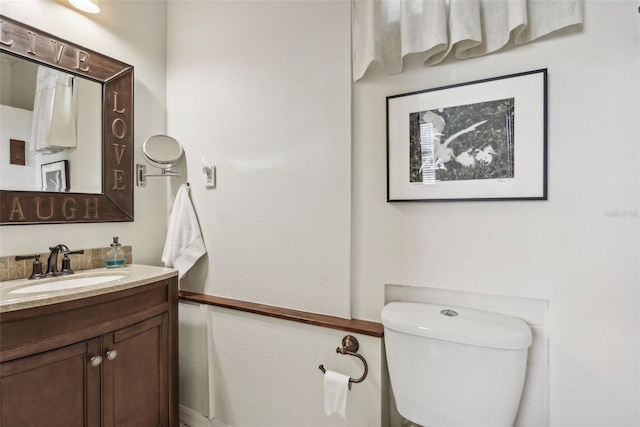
top-left (142, 135), bottom-right (184, 168)
top-left (136, 135), bottom-right (184, 187)
top-left (0, 52), bottom-right (103, 193)
top-left (0, 15), bottom-right (134, 224)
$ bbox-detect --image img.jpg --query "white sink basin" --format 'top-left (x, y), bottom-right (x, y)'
top-left (10, 275), bottom-right (126, 294)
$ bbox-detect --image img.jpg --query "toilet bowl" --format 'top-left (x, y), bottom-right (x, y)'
top-left (382, 302), bottom-right (532, 427)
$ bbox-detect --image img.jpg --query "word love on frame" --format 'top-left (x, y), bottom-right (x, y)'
top-left (386, 69), bottom-right (547, 202)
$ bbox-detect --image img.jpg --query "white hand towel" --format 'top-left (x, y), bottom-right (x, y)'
top-left (323, 370), bottom-right (349, 418)
top-left (162, 184), bottom-right (206, 280)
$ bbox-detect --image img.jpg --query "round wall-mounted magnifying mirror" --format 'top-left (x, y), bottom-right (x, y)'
top-left (142, 135), bottom-right (184, 168)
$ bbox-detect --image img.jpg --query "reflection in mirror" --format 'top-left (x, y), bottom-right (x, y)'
top-left (142, 135), bottom-right (184, 168)
top-left (0, 52), bottom-right (102, 193)
top-left (136, 135), bottom-right (184, 187)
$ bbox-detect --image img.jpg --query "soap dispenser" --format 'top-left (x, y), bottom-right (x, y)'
top-left (106, 236), bottom-right (126, 268)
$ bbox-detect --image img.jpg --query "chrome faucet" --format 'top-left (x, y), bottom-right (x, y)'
top-left (45, 244), bottom-right (84, 276)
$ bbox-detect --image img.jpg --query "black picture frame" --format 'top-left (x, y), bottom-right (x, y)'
top-left (41, 160), bottom-right (69, 192)
top-left (386, 69), bottom-right (547, 202)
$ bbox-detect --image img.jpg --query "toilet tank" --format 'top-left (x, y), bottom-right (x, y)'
top-left (381, 302), bottom-right (532, 427)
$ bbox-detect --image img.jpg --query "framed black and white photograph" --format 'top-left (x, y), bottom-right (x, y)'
top-left (387, 69), bottom-right (547, 202)
top-left (41, 160), bottom-right (69, 192)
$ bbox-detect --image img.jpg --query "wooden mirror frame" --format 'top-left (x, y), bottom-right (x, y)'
top-left (0, 16), bottom-right (133, 225)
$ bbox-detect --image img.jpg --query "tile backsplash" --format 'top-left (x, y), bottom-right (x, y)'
top-left (0, 246), bottom-right (133, 282)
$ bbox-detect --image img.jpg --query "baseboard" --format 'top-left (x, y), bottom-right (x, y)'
top-left (180, 405), bottom-right (229, 427)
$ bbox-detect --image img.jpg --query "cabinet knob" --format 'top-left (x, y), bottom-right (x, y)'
top-left (90, 356), bottom-right (103, 367)
top-left (106, 350), bottom-right (118, 360)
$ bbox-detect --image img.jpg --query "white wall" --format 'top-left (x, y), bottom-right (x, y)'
top-left (166, 1), bottom-right (376, 425)
top-left (352, 1), bottom-right (639, 426)
top-left (0, 54), bottom-right (37, 109)
top-left (0, 105), bottom-right (34, 190)
top-left (207, 307), bottom-right (384, 427)
top-left (0, 0), bottom-right (169, 265)
top-left (166, 0), bottom-right (351, 318)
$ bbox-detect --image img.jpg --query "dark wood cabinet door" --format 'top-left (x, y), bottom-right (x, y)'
top-left (102, 314), bottom-right (169, 427)
top-left (0, 339), bottom-right (101, 427)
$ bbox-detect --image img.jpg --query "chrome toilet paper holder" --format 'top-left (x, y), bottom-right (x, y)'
top-left (318, 335), bottom-right (368, 390)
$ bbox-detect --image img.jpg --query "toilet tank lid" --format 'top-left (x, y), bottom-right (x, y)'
top-left (381, 302), bottom-right (532, 350)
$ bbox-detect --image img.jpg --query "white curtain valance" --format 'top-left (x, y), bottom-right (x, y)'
top-left (352, 0), bottom-right (583, 81)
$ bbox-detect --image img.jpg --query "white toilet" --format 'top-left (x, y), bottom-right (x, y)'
top-left (381, 302), bottom-right (532, 427)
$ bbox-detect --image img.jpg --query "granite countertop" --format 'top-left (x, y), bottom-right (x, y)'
top-left (0, 264), bottom-right (177, 313)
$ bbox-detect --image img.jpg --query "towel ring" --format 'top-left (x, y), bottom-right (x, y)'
top-left (318, 335), bottom-right (368, 390)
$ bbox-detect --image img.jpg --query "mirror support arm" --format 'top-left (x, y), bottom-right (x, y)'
top-left (136, 164), bottom-right (180, 187)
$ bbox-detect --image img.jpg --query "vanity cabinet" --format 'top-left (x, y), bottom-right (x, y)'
top-left (0, 277), bottom-right (178, 427)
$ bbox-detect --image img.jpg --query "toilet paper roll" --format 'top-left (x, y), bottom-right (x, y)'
top-left (323, 369), bottom-right (350, 418)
